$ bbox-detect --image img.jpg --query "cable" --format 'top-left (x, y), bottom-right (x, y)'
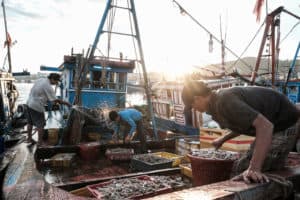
top-left (280, 21), bottom-right (300, 44)
top-left (172, 0), bottom-right (253, 71)
top-left (227, 20), bottom-right (266, 73)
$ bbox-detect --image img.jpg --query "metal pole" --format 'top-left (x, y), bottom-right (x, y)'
top-left (1, 0), bottom-right (12, 73)
top-left (89, 0), bottom-right (112, 60)
top-left (130, 0), bottom-right (158, 140)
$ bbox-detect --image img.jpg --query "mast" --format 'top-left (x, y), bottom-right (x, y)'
top-left (88, 0), bottom-right (158, 139)
top-left (130, 0), bottom-right (158, 140)
top-left (1, 0), bottom-right (12, 73)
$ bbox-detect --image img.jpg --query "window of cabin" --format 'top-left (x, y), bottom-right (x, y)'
top-left (71, 70), bottom-right (90, 88)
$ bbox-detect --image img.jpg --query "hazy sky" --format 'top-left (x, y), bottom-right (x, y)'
top-left (0, 0), bottom-right (299, 77)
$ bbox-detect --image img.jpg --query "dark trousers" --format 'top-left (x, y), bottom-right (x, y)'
top-left (123, 120), bottom-right (147, 153)
top-left (232, 122), bottom-right (299, 176)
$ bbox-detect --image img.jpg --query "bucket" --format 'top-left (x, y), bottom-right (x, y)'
top-left (47, 129), bottom-right (59, 145)
top-left (188, 153), bottom-right (234, 186)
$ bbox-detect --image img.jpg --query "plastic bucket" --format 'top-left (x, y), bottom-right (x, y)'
top-left (188, 154), bottom-right (234, 186)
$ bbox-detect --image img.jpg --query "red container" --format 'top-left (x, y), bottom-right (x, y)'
top-left (79, 142), bottom-right (99, 161)
top-left (188, 154), bottom-right (234, 186)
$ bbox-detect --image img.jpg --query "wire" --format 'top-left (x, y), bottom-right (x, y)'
top-left (172, 0), bottom-right (253, 71)
top-left (127, 0), bottom-right (139, 61)
top-left (280, 21), bottom-right (300, 44)
top-left (227, 20), bottom-right (266, 73)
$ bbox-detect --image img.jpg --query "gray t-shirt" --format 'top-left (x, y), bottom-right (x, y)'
top-left (207, 86), bottom-right (300, 136)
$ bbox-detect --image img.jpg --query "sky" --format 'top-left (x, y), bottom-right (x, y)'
top-left (0, 0), bottom-right (299, 78)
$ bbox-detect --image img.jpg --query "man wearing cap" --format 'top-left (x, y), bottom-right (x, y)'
top-left (26, 73), bottom-right (71, 146)
top-left (182, 81), bottom-right (300, 184)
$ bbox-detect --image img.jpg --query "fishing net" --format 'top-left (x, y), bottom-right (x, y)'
top-left (62, 106), bottom-right (111, 145)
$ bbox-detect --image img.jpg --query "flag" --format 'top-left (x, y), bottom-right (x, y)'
top-left (4, 32), bottom-right (12, 48)
top-left (253, 0), bottom-right (264, 22)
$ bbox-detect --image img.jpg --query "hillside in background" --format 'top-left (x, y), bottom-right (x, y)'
top-left (192, 57), bottom-right (300, 79)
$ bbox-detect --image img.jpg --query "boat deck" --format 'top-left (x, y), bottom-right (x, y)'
top-left (3, 136), bottom-right (300, 199)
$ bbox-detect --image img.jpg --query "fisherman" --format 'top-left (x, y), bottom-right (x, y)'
top-left (182, 81), bottom-right (300, 184)
top-left (25, 73), bottom-right (71, 145)
top-left (109, 108), bottom-right (147, 153)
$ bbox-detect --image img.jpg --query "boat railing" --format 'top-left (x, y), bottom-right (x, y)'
top-left (71, 81), bottom-right (126, 92)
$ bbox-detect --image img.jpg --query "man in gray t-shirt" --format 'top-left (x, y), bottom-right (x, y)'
top-left (182, 81), bottom-right (300, 184)
top-left (26, 73), bottom-right (71, 145)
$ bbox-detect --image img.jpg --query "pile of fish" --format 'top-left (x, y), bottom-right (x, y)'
top-left (90, 175), bottom-right (185, 199)
top-left (132, 154), bottom-right (171, 164)
top-left (190, 148), bottom-right (239, 160)
top-left (105, 148), bottom-right (134, 160)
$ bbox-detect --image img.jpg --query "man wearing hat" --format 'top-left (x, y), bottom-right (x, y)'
top-left (182, 81), bottom-right (300, 184)
top-left (26, 73), bottom-right (71, 146)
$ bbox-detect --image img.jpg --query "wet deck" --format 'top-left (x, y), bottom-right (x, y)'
top-left (3, 136), bottom-right (300, 199)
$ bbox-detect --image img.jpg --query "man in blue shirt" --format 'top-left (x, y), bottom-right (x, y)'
top-left (109, 108), bottom-right (147, 153)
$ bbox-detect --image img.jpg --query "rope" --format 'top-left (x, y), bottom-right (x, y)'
top-left (227, 20), bottom-right (266, 73)
top-left (172, 0), bottom-right (253, 71)
top-left (280, 21), bottom-right (300, 45)
top-left (230, 173), bottom-right (293, 200)
top-left (265, 173), bottom-right (293, 199)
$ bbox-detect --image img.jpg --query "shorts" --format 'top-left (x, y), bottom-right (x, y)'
top-left (25, 106), bottom-right (45, 129)
top-left (231, 122), bottom-right (300, 176)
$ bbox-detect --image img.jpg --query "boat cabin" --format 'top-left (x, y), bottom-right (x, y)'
top-left (276, 80), bottom-right (300, 104)
top-left (59, 55), bottom-right (135, 109)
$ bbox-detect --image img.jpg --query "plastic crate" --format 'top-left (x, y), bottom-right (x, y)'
top-left (87, 175), bottom-right (172, 199)
top-left (49, 153), bottom-right (76, 167)
top-left (131, 154), bottom-right (173, 172)
top-left (152, 152), bottom-right (184, 167)
top-left (179, 163), bottom-right (192, 178)
top-left (105, 148), bottom-right (134, 161)
top-left (70, 187), bottom-right (93, 197)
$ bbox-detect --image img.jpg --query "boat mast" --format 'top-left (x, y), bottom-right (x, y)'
top-left (1, 0), bottom-right (12, 73)
top-left (89, 0), bottom-right (158, 139)
top-left (129, 0), bottom-right (158, 140)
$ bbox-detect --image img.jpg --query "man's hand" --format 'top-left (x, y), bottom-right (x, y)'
top-left (125, 135), bottom-right (132, 143)
top-left (232, 168), bottom-right (269, 184)
top-left (211, 137), bottom-right (224, 150)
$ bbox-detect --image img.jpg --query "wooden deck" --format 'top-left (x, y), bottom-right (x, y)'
top-left (2, 139), bottom-right (300, 199)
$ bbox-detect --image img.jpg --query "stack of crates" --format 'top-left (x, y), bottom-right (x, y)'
top-left (200, 127), bottom-right (254, 152)
top-left (175, 137), bottom-right (201, 156)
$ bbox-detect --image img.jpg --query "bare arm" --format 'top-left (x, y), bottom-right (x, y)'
top-left (212, 131), bottom-right (240, 149)
top-left (233, 113), bottom-right (273, 183)
top-left (249, 113), bottom-right (273, 172)
top-left (54, 99), bottom-right (72, 107)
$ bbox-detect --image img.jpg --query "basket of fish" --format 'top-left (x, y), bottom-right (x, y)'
top-left (131, 154), bottom-right (173, 172)
top-left (188, 148), bottom-right (239, 186)
top-left (105, 148), bottom-right (134, 161)
top-left (86, 175), bottom-right (172, 199)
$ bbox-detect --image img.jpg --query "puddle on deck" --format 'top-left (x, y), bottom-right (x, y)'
top-left (39, 155), bottom-right (131, 185)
